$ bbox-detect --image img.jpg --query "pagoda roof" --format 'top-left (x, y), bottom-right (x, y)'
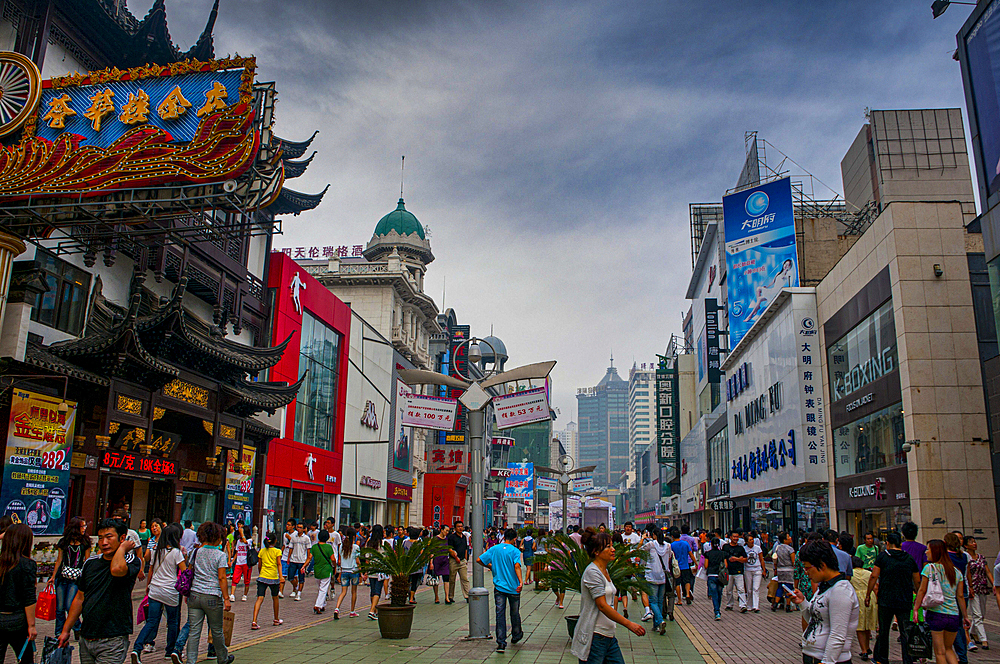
top-left (244, 417), bottom-right (280, 441)
top-left (220, 375), bottom-right (306, 417)
top-left (268, 185), bottom-right (330, 216)
top-left (283, 152), bottom-right (316, 179)
top-left (134, 277), bottom-right (293, 382)
top-left (24, 343), bottom-right (110, 386)
top-left (275, 132), bottom-right (318, 159)
top-left (59, 0), bottom-right (220, 69)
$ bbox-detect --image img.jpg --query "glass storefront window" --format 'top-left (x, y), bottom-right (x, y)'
top-left (795, 486), bottom-right (830, 533)
top-left (340, 497), bottom-right (376, 527)
top-left (708, 427), bottom-right (729, 497)
top-left (294, 312), bottom-right (342, 450)
top-left (833, 402), bottom-right (905, 478)
top-left (180, 490), bottom-right (216, 528)
top-left (989, 256), bottom-right (1000, 346)
top-left (827, 300), bottom-right (898, 401)
top-left (264, 486), bottom-right (287, 537)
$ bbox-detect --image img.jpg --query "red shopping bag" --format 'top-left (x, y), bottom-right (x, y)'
top-left (36, 582), bottom-right (56, 621)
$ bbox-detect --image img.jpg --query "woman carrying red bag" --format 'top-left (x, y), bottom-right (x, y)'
top-left (0, 524), bottom-right (38, 664)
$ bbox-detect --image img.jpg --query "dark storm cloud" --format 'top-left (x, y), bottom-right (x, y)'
top-left (133, 0), bottom-right (976, 418)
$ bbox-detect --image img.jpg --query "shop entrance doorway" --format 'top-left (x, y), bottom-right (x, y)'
top-left (98, 474), bottom-right (174, 526)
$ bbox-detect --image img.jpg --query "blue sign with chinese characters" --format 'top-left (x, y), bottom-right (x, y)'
top-left (504, 462), bottom-right (533, 500)
top-left (36, 70), bottom-right (243, 148)
top-left (723, 177), bottom-right (798, 349)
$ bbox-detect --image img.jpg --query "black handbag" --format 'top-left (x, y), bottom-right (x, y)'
top-left (901, 620), bottom-right (933, 660)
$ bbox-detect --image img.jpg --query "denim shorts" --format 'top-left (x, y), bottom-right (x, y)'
top-left (370, 578), bottom-right (385, 597)
top-left (281, 560), bottom-right (289, 576)
top-left (287, 561), bottom-right (305, 580)
top-left (256, 580), bottom-right (279, 597)
top-left (340, 571), bottom-right (360, 586)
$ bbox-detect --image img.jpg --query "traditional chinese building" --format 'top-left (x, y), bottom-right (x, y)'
top-left (0, 1), bottom-right (326, 534)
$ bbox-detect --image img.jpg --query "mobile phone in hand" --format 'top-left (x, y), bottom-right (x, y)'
top-left (782, 584), bottom-right (796, 595)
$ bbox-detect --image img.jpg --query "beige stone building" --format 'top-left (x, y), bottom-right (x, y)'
top-left (818, 200), bottom-right (995, 544)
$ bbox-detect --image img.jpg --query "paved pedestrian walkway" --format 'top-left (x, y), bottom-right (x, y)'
top-left (33, 573), bottom-right (701, 664)
top-left (675, 577), bottom-right (1000, 664)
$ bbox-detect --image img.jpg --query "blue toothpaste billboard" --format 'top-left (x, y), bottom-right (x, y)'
top-left (723, 177), bottom-right (798, 349)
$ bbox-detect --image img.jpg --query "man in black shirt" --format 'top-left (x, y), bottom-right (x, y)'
top-left (721, 530), bottom-right (748, 613)
top-left (59, 518), bottom-right (142, 664)
top-left (447, 521), bottom-right (471, 603)
top-left (866, 532), bottom-right (920, 664)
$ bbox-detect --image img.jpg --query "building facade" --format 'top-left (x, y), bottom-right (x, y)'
top-left (577, 359), bottom-right (629, 488)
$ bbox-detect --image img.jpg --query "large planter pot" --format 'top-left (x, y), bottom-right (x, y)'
top-left (566, 615), bottom-right (579, 638)
top-left (377, 603), bottom-right (415, 639)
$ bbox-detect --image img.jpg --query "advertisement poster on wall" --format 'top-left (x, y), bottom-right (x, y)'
top-left (1, 390), bottom-right (77, 535)
top-left (224, 447), bottom-right (256, 527)
top-left (504, 462), bottom-right (534, 500)
top-left (394, 379), bottom-right (411, 471)
top-left (723, 177), bottom-right (798, 349)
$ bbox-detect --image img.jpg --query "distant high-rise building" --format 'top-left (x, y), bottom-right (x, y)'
top-left (577, 357), bottom-right (629, 488)
top-left (628, 364), bottom-right (656, 481)
top-left (557, 421), bottom-right (579, 464)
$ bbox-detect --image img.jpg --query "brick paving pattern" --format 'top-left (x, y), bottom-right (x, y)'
top-left (675, 577), bottom-right (1000, 664)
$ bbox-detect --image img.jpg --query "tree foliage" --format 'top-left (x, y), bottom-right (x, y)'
top-left (360, 537), bottom-right (448, 606)
top-left (536, 534), bottom-right (651, 597)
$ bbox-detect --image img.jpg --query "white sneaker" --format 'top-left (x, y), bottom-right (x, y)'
top-left (242, 595), bottom-right (247, 602)
top-left (278, 592), bottom-right (284, 598)
top-left (641, 610), bottom-right (653, 622)
top-left (294, 592), bottom-right (302, 601)
top-left (229, 594), bottom-right (235, 601)
top-left (142, 645), bottom-right (155, 654)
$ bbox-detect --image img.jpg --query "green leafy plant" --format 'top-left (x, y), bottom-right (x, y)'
top-left (536, 534), bottom-right (650, 598)
top-left (360, 538), bottom-right (448, 606)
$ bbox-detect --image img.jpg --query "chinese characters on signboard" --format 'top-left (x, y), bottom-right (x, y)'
top-left (494, 387), bottom-right (550, 429)
top-left (224, 447), bottom-right (255, 527)
top-left (799, 316), bottom-right (827, 469)
top-left (705, 298), bottom-right (721, 383)
top-left (504, 462), bottom-right (534, 500)
top-left (278, 245), bottom-right (365, 260)
top-left (655, 358), bottom-right (680, 471)
top-left (723, 177), bottom-right (799, 349)
top-left (402, 394), bottom-right (458, 431)
top-left (1, 391), bottom-right (77, 535)
top-left (426, 444), bottom-right (468, 473)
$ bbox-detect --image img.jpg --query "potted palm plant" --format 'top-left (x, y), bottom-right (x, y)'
top-left (360, 536), bottom-right (447, 639)
top-left (537, 534), bottom-right (649, 638)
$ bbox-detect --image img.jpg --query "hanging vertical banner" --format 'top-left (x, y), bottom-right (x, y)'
top-left (656, 356), bottom-right (680, 468)
top-left (705, 299), bottom-right (721, 384)
top-left (1, 390), bottom-right (76, 535)
top-left (724, 176), bottom-right (798, 349)
top-left (394, 380), bottom-right (412, 471)
top-left (224, 447), bottom-right (255, 527)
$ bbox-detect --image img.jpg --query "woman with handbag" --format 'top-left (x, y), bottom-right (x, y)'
top-left (183, 522), bottom-right (233, 664)
top-left (132, 524), bottom-right (186, 663)
top-left (49, 516), bottom-right (90, 641)
top-left (641, 525), bottom-right (673, 634)
top-left (0, 524), bottom-right (36, 664)
top-left (913, 539), bottom-right (971, 664)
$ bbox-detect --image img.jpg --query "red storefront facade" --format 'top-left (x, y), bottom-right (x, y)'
top-left (263, 252), bottom-right (351, 532)
top-left (423, 473), bottom-right (469, 528)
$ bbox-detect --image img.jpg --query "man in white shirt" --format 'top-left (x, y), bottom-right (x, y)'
top-left (743, 531), bottom-right (765, 613)
top-left (280, 518), bottom-right (295, 597)
top-left (287, 522), bottom-right (313, 600)
top-left (180, 520), bottom-right (198, 553)
top-left (622, 522), bottom-right (641, 546)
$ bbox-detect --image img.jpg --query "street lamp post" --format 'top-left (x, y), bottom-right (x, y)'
top-left (535, 454), bottom-right (596, 534)
top-left (398, 340), bottom-right (556, 640)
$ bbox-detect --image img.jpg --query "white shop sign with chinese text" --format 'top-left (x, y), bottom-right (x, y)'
top-left (493, 387), bottom-right (550, 429)
top-left (725, 289), bottom-right (827, 498)
top-left (536, 476), bottom-right (559, 491)
top-left (402, 394), bottom-right (458, 431)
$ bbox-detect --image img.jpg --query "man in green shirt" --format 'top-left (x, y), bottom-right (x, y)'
top-left (310, 530), bottom-right (336, 613)
top-left (855, 532), bottom-right (879, 569)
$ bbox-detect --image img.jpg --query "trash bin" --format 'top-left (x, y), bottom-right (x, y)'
top-left (469, 587), bottom-right (491, 638)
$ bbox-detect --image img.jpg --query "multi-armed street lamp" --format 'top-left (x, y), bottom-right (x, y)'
top-left (397, 338), bottom-right (555, 640)
top-left (535, 449), bottom-right (597, 534)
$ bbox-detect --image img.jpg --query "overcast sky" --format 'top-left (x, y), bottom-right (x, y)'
top-left (136, 0), bottom-right (977, 423)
